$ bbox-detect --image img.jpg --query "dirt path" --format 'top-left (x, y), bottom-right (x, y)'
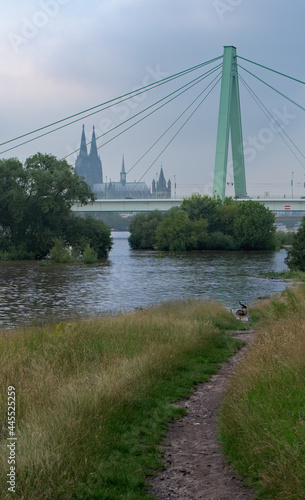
top-left (148, 329), bottom-right (255, 500)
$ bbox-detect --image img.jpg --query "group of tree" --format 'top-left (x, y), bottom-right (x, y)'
top-left (285, 219), bottom-right (305, 271)
top-left (0, 154), bottom-right (112, 260)
top-left (129, 194), bottom-right (277, 251)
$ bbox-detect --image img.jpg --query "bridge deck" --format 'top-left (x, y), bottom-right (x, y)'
top-left (72, 198), bottom-right (305, 213)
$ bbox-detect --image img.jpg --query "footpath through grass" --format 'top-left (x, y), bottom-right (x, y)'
top-left (219, 285), bottom-right (305, 500)
top-left (0, 299), bottom-right (243, 500)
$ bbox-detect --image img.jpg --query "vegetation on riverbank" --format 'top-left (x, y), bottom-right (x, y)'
top-left (263, 269), bottom-right (305, 281)
top-left (0, 154), bottom-right (112, 260)
top-left (129, 195), bottom-right (277, 251)
top-left (275, 230), bottom-right (294, 248)
top-left (285, 218), bottom-right (305, 271)
top-left (0, 299), bottom-right (243, 499)
top-left (219, 285), bottom-right (305, 499)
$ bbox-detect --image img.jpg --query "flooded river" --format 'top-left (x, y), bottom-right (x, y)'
top-left (0, 232), bottom-right (289, 328)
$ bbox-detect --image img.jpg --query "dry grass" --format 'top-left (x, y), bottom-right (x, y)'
top-left (219, 285), bottom-right (305, 499)
top-left (0, 299), bottom-right (241, 499)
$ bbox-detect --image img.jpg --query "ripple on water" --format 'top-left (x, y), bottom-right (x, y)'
top-left (0, 235), bottom-right (289, 328)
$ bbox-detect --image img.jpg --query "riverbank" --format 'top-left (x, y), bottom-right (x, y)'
top-left (0, 299), bottom-right (244, 499)
top-left (219, 285), bottom-right (305, 499)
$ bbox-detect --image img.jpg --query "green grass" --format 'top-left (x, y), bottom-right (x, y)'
top-left (219, 285), bottom-right (305, 499)
top-left (263, 269), bottom-right (305, 281)
top-left (0, 299), bottom-right (243, 499)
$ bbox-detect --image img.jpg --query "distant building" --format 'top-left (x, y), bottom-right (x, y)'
top-left (75, 125), bottom-right (103, 189)
top-left (152, 167), bottom-right (171, 198)
top-left (75, 125), bottom-right (171, 199)
top-left (94, 155), bottom-right (152, 199)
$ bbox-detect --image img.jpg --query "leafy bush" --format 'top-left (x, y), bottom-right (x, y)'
top-left (285, 222), bottom-right (305, 270)
top-left (128, 210), bottom-right (164, 249)
top-left (0, 249), bottom-right (35, 261)
top-left (0, 154), bottom-right (112, 260)
top-left (49, 239), bottom-right (77, 263)
top-left (63, 215), bottom-right (112, 259)
top-left (275, 230), bottom-right (294, 247)
top-left (128, 195), bottom-right (277, 252)
top-left (233, 200), bottom-right (276, 250)
top-left (208, 231), bottom-right (238, 250)
top-left (181, 193), bottom-right (222, 231)
top-left (155, 207), bottom-right (209, 251)
top-left (82, 244), bottom-right (97, 264)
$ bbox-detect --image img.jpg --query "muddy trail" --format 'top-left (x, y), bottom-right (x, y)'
top-left (148, 329), bottom-right (255, 500)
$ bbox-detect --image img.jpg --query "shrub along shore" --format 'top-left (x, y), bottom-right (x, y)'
top-left (219, 285), bottom-right (305, 500)
top-left (0, 299), bottom-right (243, 499)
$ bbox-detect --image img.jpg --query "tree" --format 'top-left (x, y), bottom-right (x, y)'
top-left (155, 207), bottom-right (209, 251)
top-left (233, 200), bottom-right (276, 250)
top-left (217, 197), bottom-right (238, 236)
top-left (127, 196), bottom-right (277, 253)
top-left (128, 211), bottom-right (164, 249)
top-left (82, 244), bottom-right (98, 265)
top-left (285, 220), bottom-right (305, 270)
top-left (0, 153), bottom-right (112, 259)
top-left (62, 215), bottom-right (112, 259)
top-left (181, 193), bottom-right (222, 231)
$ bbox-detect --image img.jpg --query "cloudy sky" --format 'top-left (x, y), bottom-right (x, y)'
top-left (1, 0), bottom-right (305, 197)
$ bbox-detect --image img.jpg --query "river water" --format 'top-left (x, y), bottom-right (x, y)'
top-left (0, 232), bottom-right (289, 328)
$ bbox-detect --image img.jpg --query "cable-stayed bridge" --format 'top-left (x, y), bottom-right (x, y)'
top-left (2, 45), bottom-right (305, 216)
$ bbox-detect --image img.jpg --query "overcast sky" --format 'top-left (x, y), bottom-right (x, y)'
top-left (1, 0), bottom-right (305, 197)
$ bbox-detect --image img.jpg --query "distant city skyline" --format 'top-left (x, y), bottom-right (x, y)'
top-left (75, 125), bottom-right (172, 199)
top-left (1, 1), bottom-right (305, 198)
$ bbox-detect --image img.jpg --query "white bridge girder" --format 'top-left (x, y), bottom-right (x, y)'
top-left (72, 198), bottom-right (305, 214)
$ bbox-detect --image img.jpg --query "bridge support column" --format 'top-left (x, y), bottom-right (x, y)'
top-left (213, 46), bottom-right (247, 201)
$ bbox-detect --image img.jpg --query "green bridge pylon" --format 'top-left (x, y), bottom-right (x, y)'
top-left (213, 46), bottom-right (247, 201)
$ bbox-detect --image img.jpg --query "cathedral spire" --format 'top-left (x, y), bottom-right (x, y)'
top-left (120, 154), bottom-right (127, 186)
top-left (80, 124), bottom-right (88, 157)
top-left (89, 126), bottom-right (98, 157)
top-left (158, 166), bottom-right (166, 189)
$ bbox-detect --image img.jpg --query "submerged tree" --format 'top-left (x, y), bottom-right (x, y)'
top-left (0, 153), bottom-right (112, 259)
top-left (128, 210), bottom-right (164, 249)
top-left (181, 193), bottom-right (222, 231)
top-left (155, 207), bottom-right (209, 251)
top-left (285, 219), bottom-right (305, 270)
top-left (233, 200), bottom-right (276, 250)
top-left (128, 195), bottom-right (277, 252)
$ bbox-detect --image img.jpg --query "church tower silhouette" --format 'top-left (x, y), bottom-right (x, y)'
top-left (152, 166), bottom-right (171, 198)
top-left (75, 125), bottom-right (103, 190)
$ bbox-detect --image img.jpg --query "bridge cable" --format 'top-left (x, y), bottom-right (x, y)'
top-left (237, 56), bottom-right (305, 86)
top-left (106, 70), bottom-right (222, 196)
top-left (0, 56), bottom-right (222, 150)
top-left (238, 64), bottom-right (305, 115)
top-left (61, 64), bottom-right (223, 160)
top-left (0, 63), bottom-right (222, 156)
top-left (129, 76), bottom-right (221, 192)
top-left (239, 74), bottom-right (305, 169)
top-left (126, 71), bottom-right (222, 176)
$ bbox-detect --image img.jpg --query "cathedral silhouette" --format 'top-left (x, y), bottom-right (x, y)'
top-left (75, 125), bottom-right (171, 199)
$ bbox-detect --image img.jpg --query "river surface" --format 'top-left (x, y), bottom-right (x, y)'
top-left (0, 232), bottom-right (289, 328)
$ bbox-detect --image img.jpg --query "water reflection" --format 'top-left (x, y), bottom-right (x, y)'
top-left (0, 232), bottom-right (289, 328)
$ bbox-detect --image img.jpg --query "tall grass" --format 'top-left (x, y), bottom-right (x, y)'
top-left (219, 285), bottom-right (305, 499)
top-left (0, 299), bottom-right (242, 499)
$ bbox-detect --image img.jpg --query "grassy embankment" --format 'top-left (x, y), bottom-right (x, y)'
top-left (219, 285), bottom-right (305, 500)
top-left (0, 299), bottom-right (243, 500)
top-left (264, 269), bottom-right (305, 281)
